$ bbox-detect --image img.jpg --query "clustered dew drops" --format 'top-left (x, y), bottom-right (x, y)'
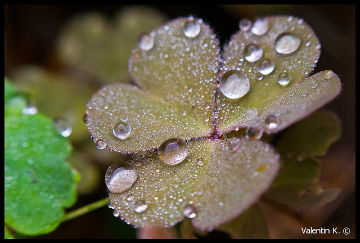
top-left (251, 18), bottom-right (269, 36)
top-left (264, 115), bottom-right (280, 130)
top-left (244, 44), bottom-right (263, 63)
top-left (239, 18), bottom-right (252, 32)
top-left (158, 138), bottom-right (188, 165)
top-left (258, 59), bottom-right (275, 75)
top-left (134, 200), bottom-right (148, 213)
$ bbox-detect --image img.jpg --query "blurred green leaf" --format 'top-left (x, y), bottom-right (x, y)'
top-left (5, 79), bottom-right (79, 236)
top-left (57, 6), bottom-right (166, 84)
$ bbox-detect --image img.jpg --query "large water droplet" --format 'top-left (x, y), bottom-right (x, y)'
top-left (264, 115), bottom-right (279, 130)
top-left (134, 200), bottom-right (148, 213)
top-left (158, 138), bottom-right (188, 165)
top-left (278, 72), bottom-right (291, 86)
top-left (113, 121), bottom-right (131, 140)
top-left (183, 205), bottom-right (197, 219)
top-left (105, 166), bottom-right (137, 194)
top-left (139, 33), bottom-right (154, 51)
top-left (220, 71), bottom-right (250, 99)
top-left (245, 127), bottom-right (263, 140)
top-left (54, 117), bottom-right (72, 137)
top-left (258, 59), bottom-right (275, 75)
top-left (275, 33), bottom-right (302, 55)
top-left (184, 18), bottom-right (201, 38)
top-left (239, 18), bottom-right (252, 32)
top-left (251, 18), bottom-right (269, 36)
top-left (244, 44), bottom-right (263, 63)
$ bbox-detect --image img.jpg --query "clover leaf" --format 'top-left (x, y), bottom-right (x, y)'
top-left (85, 15), bottom-right (341, 231)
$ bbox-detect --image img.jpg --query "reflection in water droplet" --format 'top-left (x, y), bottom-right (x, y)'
top-left (184, 18), bottom-right (201, 38)
top-left (139, 33), bottom-right (154, 51)
top-left (264, 115), bottom-right (279, 130)
top-left (113, 121), bottom-right (131, 140)
top-left (245, 127), bottom-right (263, 140)
top-left (275, 33), bottom-right (302, 55)
top-left (158, 138), bottom-right (188, 165)
top-left (258, 59), bottom-right (275, 75)
top-left (54, 117), bottom-right (72, 137)
top-left (251, 18), bottom-right (269, 36)
top-left (220, 71), bottom-right (250, 99)
top-left (183, 205), bottom-right (197, 219)
top-left (244, 44), bottom-right (263, 62)
top-left (324, 71), bottom-right (333, 80)
top-left (105, 166), bottom-right (138, 194)
top-left (239, 18), bottom-right (252, 32)
top-left (278, 72), bottom-right (291, 86)
top-left (96, 140), bottom-right (106, 149)
top-left (134, 200), bottom-right (148, 213)
top-left (113, 209), bottom-right (120, 217)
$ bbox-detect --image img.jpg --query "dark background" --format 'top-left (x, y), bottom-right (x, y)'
top-left (4, 4), bottom-right (356, 239)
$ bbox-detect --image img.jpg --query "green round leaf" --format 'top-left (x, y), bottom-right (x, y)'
top-left (5, 112), bottom-right (78, 235)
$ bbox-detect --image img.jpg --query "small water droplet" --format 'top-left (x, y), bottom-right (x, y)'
top-left (244, 44), bottom-right (263, 62)
top-left (105, 166), bottom-right (137, 194)
top-left (246, 108), bottom-right (258, 120)
top-left (54, 117), bottom-right (72, 137)
top-left (315, 43), bottom-right (321, 50)
top-left (158, 138), bottom-right (188, 165)
top-left (256, 73), bottom-right (263, 80)
top-left (220, 71), bottom-right (250, 99)
top-left (183, 205), bottom-right (197, 219)
top-left (96, 140), bottom-right (106, 149)
top-left (264, 115), bottom-right (279, 130)
top-left (239, 18), bottom-right (252, 31)
top-left (251, 18), bottom-right (269, 36)
top-left (22, 100), bottom-right (37, 115)
top-left (134, 200), bottom-right (148, 213)
top-left (245, 127), bottom-right (263, 140)
top-left (275, 33), bottom-right (302, 55)
top-left (305, 41), bottom-right (311, 47)
top-left (113, 121), bottom-right (131, 140)
top-left (83, 113), bottom-right (88, 125)
top-left (184, 18), bottom-right (201, 38)
top-left (258, 59), bottom-right (275, 75)
top-left (324, 70), bottom-right (333, 80)
top-left (278, 72), bottom-right (291, 86)
top-left (139, 33), bottom-right (154, 51)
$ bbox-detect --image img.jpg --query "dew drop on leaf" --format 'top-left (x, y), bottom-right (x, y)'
top-left (139, 33), bottom-right (155, 51)
top-left (239, 18), bottom-right (251, 32)
top-left (305, 40), bottom-right (311, 47)
top-left (96, 139), bottom-right (106, 149)
top-left (264, 115), bottom-right (280, 130)
top-left (113, 121), bottom-right (131, 140)
top-left (183, 205), bottom-right (197, 219)
top-left (275, 33), bottom-right (302, 55)
top-left (134, 200), bottom-right (148, 213)
top-left (22, 99), bottom-right (38, 115)
top-left (54, 117), bottom-right (72, 137)
top-left (244, 44), bottom-right (263, 63)
top-left (158, 138), bottom-right (188, 165)
top-left (105, 166), bottom-right (138, 194)
top-left (183, 17), bottom-right (201, 38)
top-left (258, 58), bottom-right (275, 75)
top-left (220, 71), bottom-right (250, 99)
top-left (251, 18), bottom-right (269, 36)
top-left (245, 127), bottom-right (263, 140)
top-left (278, 72), bottom-right (291, 86)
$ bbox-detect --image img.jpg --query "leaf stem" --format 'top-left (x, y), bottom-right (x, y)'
top-left (61, 197), bottom-right (110, 223)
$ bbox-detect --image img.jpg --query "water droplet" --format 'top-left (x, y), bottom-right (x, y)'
top-left (305, 41), bottom-right (311, 47)
top-left (251, 18), bottom-right (269, 36)
top-left (22, 100), bottom-right (37, 115)
top-left (113, 121), bottom-right (131, 140)
top-left (258, 59), bottom-right (275, 75)
top-left (184, 18), bottom-right (201, 38)
top-left (264, 115), bottom-right (279, 130)
top-left (220, 71), bottom-right (250, 99)
top-left (127, 195), bottom-right (135, 202)
top-left (278, 72), bottom-right (291, 86)
top-left (83, 113), bottom-right (88, 125)
top-left (239, 18), bottom-right (251, 31)
top-left (197, 158), bottom-right (205, 167)
top-left (105, 166), bottom-right (137, 194)
top-left (246, 109), bottom-right (258, 120)
top-left (275, 33), bottom-right (302, 55)
top-left (96, 140), bottom-right (106, 149)
top-left (158, 138), bottom-right (188, 165)
top-left (113, 209), bottom-right (120, 217)
top-left (256, 73), bottom-right (263, 80)
top-left (324, 71), bottom-right (333, 80)
top-left (134, 200), bottom-right (148, 213)
top-left (139, 33), bottom-right (154, 51)
top-left (244, 44), bottom-right (263, 63)
top-left (54, 117), bottom-right (72, 137)
top-left (245, 127), bottom-right (263, 140)
top-left (183, 205), bottom-right (197, 219)
top-left (315, 43), bottom-right (321, 50)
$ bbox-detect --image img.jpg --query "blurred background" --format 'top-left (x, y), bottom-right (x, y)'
top-left (4, 4), bottom-right (355, 239)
